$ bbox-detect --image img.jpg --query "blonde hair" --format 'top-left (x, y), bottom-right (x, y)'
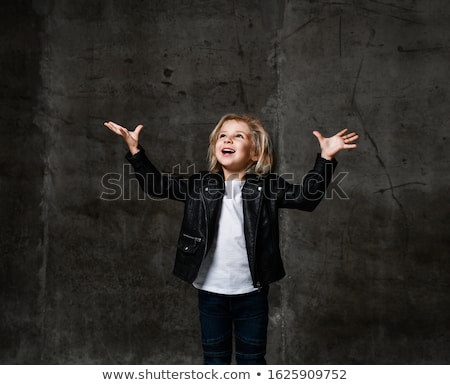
top-left (208, 113), bottom-right (274, 175)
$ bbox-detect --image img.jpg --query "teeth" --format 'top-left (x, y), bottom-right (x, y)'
top-left (222, 149), bottom-right (235, 154)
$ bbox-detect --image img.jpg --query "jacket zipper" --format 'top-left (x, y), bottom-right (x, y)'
top-left (246, 180), bottom-right (263, 289)
top-left (200, 194), bottom-right (209, 259)
top-left (182, 233), bottom-right (202, 243)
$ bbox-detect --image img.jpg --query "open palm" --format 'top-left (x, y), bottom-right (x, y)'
top-left (104, 121), bottom-right (143, 155)
top-left (313, 128), bottom-right (358, 160)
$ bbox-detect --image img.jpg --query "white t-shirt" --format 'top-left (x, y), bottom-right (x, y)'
top-left (193, 180), bottom-right (256, 295)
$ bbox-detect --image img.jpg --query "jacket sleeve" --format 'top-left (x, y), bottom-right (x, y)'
top-left (276, 154), bottom-right (337, 211)
top-left (125, 146), bottom-right (188, 202)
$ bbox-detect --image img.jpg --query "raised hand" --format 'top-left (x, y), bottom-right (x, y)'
top-left (312, 128), bottom-right (359, 160)
top-left (104, 121), bottom-right (143, 155)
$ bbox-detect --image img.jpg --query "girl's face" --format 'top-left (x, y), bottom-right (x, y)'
top-left (214, 119), bottom-right (258, 180)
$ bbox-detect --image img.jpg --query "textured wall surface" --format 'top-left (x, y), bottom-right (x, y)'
top-left (1, 0), bottom-right (449, 364)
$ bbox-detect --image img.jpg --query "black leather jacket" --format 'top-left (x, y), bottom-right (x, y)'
top-left (126, 148), bottom-right (337, 288)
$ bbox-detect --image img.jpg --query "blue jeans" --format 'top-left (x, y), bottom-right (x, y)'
top-left (198, 287), bottom-right (269, 365)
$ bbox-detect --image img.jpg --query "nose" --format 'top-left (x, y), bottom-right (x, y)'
top-left (223, 136), bottom-right (232, 143)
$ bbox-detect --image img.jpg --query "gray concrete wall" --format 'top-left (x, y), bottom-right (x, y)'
top-left (1, 0), bottom-right (449, 364)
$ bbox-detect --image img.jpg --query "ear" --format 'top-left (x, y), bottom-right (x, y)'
top-left (251, 153), bottom-right (259, 162)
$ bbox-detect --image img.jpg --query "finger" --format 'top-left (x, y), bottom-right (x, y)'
top-left (343, 132), bottom-right (358, 139)
top-left (108, 121), bottom-right (128, 132)
top-left (118, 126), bottom-right (129, 137)
top-left (104, 121), bottom-right (123, 130)
top-left (344, 134), bottom-right (359, 142)
top-left (134, 124), bottom-right (144, 135)
top-left (336, 128), bottom-right (349, 136)
top-left (312, 130), bottom-right (324, 141)
top-left (344, 143), bottom-right (358, 149)
top-left (104, 121), bottom-right (123, 135)
top-left (108, 122), bottom-right (130, 138)
top-left (104, 121), bottom-right (115, 129)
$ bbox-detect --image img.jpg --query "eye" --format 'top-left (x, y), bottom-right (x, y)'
top-left (236, 133), bottom-right (244, 138)
top-left (219, 133), bottom-right (226, 138)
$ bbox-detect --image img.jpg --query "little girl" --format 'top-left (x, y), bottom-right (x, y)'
top-left (104, 114), bottom-right (358, 365)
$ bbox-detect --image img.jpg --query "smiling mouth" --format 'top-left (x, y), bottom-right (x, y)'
top-left (221, 148), bottom-right (235, 155)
